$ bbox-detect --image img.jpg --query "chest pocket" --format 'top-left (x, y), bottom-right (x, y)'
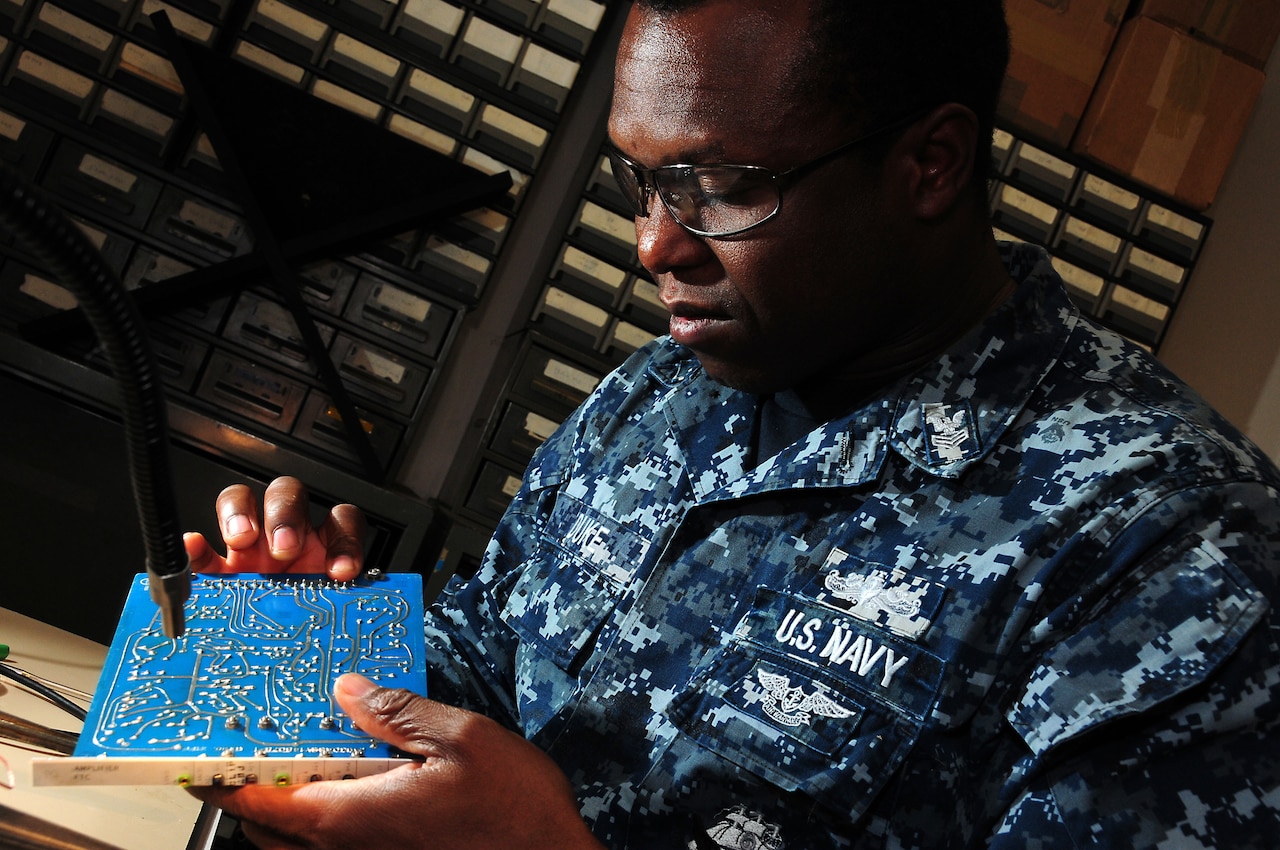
top-left (501, 492), bottom-right (652, 672)
top-left (667, 587), bottom-right (944, 825)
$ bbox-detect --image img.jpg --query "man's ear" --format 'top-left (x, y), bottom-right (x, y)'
top-left (894, 103), bottom-right (980, 221)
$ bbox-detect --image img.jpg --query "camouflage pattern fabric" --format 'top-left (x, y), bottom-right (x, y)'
top-left (423, 243), bottom-right (1280, 848)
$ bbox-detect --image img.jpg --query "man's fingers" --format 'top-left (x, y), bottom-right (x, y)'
top-left (189, 784), bottom-right (320, 849)
top-left (263, 477), bottom-right (312, 562)
top-left (215, 484), bottom-right (261, 552)
top-left (200, 477), bottom-right (364, 576)
top-left (234, 820), bottom-right (305, 850)
top-left (320, 503), bottom-right (366, 581)
top-left (184, 532), bottom-right (227, 574)
top-left (187, 760), bottom-right (418, 850)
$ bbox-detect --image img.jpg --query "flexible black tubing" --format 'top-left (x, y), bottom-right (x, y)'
top-left (0, 163), bottom-right (187, 586)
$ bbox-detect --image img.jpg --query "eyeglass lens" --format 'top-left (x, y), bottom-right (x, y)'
top-left (606, 151), bottom-right (782, 237)
top-left (606, 150), bottom-right (648, 216)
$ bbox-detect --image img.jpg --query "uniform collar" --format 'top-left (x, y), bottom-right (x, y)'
top-left (888, 243), bottom-right (1077, 478)
top-left (648, 243), bottom-right (1077, 500)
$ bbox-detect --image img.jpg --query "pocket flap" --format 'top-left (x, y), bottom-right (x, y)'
top-left (501, 494), bottom-right (650, 670)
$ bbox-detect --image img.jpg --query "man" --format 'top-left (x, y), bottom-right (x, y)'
top-left (185, 0), bottom-right (1280, 847)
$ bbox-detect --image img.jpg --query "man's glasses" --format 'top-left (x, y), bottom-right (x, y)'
top-left (606, 112), bottom-right (924, 238)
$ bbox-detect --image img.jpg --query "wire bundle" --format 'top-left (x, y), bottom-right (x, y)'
top-left (0, 661), bottom-right (87, 765)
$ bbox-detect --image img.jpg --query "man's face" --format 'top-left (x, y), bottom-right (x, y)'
top-left (608, 0), bottom-right (904, 394)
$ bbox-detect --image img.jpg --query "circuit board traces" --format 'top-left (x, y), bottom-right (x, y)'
top-left (75, 572), bottom-right (426, 760)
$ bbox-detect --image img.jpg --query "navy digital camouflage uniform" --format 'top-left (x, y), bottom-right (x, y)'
top-left (422, 242), bottom-right (1280, 848)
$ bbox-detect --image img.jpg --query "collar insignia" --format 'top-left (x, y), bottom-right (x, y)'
top-left (923, 401), bottom-right (977, 463)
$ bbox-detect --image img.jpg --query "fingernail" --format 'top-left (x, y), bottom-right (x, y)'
top-left (336, 673), bottom-right (378, 699)
top-left (225, 513), bottom-right (252, 536)
top-left (272, 526), bottom-right (298, 553)
top-left (331, 556), bottom-right (358, 581)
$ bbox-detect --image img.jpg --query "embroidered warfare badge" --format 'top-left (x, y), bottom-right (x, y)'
top-left (689, 806), bottom-right (784, 850)
top-left (755, 670), bottom-right (855, 728)
top-left (814, 549), bottom-right (945, 640)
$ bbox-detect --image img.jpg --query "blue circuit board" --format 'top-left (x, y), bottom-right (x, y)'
top-left (74, 572), bottom-right (427, 761)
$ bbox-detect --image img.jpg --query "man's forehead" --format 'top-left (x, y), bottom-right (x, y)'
top-left (609, 1), bottom-right (815, 151)
top-left (623, 4), bottom-right (789, 53)
top-left (616, 1), bottom-right (811, 80)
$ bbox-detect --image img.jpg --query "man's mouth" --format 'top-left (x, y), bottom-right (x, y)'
top-left (667, 304), bottom-right (732, 347)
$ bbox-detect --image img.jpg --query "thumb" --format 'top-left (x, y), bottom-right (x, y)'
top-left (334, 673), bottom-right (443, 757)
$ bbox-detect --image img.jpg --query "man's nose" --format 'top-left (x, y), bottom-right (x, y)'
top-left (634, 200), bottom-right (712, 276)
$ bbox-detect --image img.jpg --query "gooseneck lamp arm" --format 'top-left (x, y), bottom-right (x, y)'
top-left (0, 164), bottom-right (191, 638)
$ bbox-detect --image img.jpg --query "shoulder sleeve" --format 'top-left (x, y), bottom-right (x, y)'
top-left (996, 482), bottom-right (1280, 847)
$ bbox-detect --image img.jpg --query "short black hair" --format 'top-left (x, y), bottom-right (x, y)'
top-left (633, 0), bottom-right (1010, 185)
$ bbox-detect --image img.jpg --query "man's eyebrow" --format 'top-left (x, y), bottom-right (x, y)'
top-left (604, 139), bottom-right (733, 168)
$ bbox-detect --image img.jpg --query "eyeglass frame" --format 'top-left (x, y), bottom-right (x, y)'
top-left (605, 109), bottom-right (930, 239)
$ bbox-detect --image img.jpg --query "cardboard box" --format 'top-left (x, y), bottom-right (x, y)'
top-left (1133, 0), bottom-right (1280, 66)
top-left (1072, 16), bottom-right (1265, 209)
top-left (998, 0), bottom-right (1130, 146)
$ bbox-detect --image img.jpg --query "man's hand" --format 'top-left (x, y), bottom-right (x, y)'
top-left (184, 476), bottom-right (366, 581)
top-left (189, 675), bottom-right (604, 850)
